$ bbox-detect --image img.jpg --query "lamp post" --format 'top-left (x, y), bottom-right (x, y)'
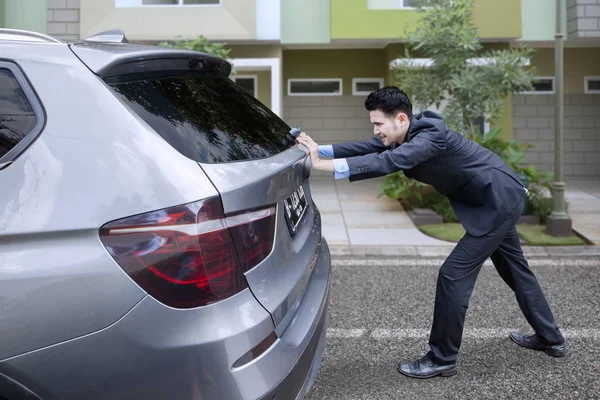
top-left (546, 0), bottom-right (572, 236)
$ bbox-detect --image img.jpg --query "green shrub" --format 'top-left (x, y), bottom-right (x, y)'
top-left (379, 172), bottom-right (458, 222)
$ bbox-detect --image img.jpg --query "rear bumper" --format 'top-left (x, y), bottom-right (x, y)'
top-left (0, 240), bottom-right (331, 400)
top-left (259, 240), bottom-right (330, 400)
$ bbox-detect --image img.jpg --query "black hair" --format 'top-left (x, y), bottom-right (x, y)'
top-left (364, 86), bottom-right (413, 119)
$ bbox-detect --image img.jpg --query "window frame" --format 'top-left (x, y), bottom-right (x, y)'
top-left (139, 0), bottom-right (221, 7)
top-left (0, 62), bottom-right (45, 171)
top-left (233, 75), bottom-right (258, 98)
top-left (584, 76), bottom-right (600, 94)
top-left (287, 78), bottom-right (343, 96)
top-left (520, 76), bottom-right (555, 95)
top-left (352, 78), bottom-right (384, 96)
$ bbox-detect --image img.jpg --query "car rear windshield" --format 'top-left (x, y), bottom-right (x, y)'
top-left (109, 73), bottom-right (296, 163)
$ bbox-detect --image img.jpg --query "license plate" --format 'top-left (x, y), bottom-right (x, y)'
top-left (283, 186), bottom-right (308, 236)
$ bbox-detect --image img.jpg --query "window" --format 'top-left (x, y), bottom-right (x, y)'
top-left (288, 79), bottom-right (342, 96)
top-left (0, 64), bottom-right (43, 170)
top-left (584, 76), bottom-right (600, 94)
top-left (471, 116), bottom-right (490, 135)
top-left (368, 0), bottom-right (439, 9)
top-left (520, 77), bottom-right (554, 94)
top-left (402, 0), bottom-right (440, 7)
top-left (109, 73), bottom-right (295, 164)
top-left (352, 78), bottom-right (384, 96)
top-left (233, 75), bottom-right (257, 98)
top-left (140, 0), bottom-right (220, 6)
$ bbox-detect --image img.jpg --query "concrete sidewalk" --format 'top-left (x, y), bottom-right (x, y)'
top-left (309, 175), bottom-right (600, 253)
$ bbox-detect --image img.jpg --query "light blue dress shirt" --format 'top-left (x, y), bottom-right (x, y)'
top-left (318, 145), bottom-right (350, 179)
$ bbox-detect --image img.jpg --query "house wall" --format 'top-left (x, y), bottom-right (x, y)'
top-left (513, 47), bottom-right (600, 177)
top-left (47, 0), bottom-right (80, 40)
top-left (513, 94), bottom-right (600, 177)
top-left (521, 0), bottom-right (568, 41)
top-left (281, 0), bottom-right (329, 44)
top-left (330, 0), bottom-right (522, 40)
top-left (282, 49), bottom-right (388, 146)
top-left (283, 49), bottom-right (388, 95)
top-left (80, 0), bottom-right (256, 42)
top-left (3, 0), bottom-right (47, 33)
top-left (568, 0), bottom-right (600, 38)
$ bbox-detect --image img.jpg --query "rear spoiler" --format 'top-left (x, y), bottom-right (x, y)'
top-left (69, 30), bottom-right (231, 82)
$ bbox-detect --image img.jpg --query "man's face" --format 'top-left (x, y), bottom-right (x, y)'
top-left (369, 110), bottom-right (409, 146)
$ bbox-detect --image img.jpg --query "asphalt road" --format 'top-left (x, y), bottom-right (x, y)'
top-left (305, 257), bottom-right (600, 400)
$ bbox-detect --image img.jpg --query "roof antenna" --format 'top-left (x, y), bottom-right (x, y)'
top-left (85, 29), bottom-right (129, 44)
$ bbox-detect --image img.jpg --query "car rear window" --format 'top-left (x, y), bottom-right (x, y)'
top-left (0, 68), bottom-right (37, 162)
top-left (109, 73), bottom-right (296, 163)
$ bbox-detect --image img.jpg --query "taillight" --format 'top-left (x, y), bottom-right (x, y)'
top-left (99, 196), bottom-right (275, 309)
top-left (226, 207), bottom-right (276, 272)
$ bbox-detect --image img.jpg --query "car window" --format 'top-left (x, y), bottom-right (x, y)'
top-left (109, 74), bottom-right (296, 164)
top-left (0, 68), bottom-right (37, 160)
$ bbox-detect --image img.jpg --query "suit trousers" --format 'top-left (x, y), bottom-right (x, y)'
top-left (427, 198), bottom-right (565, 365)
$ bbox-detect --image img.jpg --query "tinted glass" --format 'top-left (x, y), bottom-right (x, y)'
top-left (142, 0), bottom-right (178, 4)
top-left (0, 69), bottom-right (36, 159)
top-left (532, 79), bottom-right (553, 92)
top-left (404, 0), bottom-right (440, 6)
top-left (110, 74), bottom-right (295, 163)
top-left (184, 0), bottom-right (219, 4)
top-left (587, 79), bottom-right (600, 92)
top-left (289, 80), bottom-right (341, 94)
top-left (355, 81), bottom-right (381, 93)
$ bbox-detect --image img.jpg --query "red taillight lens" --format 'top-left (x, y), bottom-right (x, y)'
top-left (226, 207), bottom-right (276, 272)
top-left (99, 197), bottom-right (275, 309)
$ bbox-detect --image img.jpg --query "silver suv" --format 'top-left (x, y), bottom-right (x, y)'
top-left (0, 29), bottom-right (331, 400)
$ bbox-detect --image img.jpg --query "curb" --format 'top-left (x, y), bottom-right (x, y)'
top-left (328, 244), bottom-right (600, 258)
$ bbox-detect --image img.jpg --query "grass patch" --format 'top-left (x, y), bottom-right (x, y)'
top-left (418, 223), bottom-right (586, 246)
top-left (419, 223), bottom-right (465, 242)
top-left (515, 224), bottom-right (586, 246)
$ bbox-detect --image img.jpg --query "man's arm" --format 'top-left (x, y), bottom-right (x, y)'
top-left (316, 137), bottom-right (390, 160)
top-left (344, 121), bottom-right (446, 181)
top-left (297, 134), bottom-right (351, 179)
top-left (332, 137), bottom-right (391, 158)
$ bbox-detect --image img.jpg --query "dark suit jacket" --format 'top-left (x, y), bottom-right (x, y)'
top-left (331, 111), bottom-right (527, 237)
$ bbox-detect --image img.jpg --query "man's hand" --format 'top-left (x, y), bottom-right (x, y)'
top-left (297, 132), bottom-right (319, 163)
top-left (297, 132), bottom-right (334, 173)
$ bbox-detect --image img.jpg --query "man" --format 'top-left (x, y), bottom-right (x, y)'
top-left (297, 86), bottom-right (566, 379)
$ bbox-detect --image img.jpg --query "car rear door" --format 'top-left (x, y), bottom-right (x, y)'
top-left (102, 63), bottom-right (324, 335)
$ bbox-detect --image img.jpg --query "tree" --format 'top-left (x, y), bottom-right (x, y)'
top-left (392, 0), bottom-right (536, 139)
top-left (381, 0), bottom-right (556, 224)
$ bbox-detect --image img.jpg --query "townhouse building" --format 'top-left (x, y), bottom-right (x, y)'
top-left (1, 0), bottom-right (599, 177)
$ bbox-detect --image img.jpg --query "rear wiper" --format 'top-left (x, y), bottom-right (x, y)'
top-left (289, 126), bottom-right (302, 139)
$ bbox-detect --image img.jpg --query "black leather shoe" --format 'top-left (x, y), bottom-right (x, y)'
top-left (509, 331), bottom-right (566, 357)
top-left (397, 354), bottom-right (457, 379)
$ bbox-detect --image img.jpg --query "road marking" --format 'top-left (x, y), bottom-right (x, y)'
top-left (327, 328), bottom-right (365, 338)
top-left (327, 328), bottom-right (600, 340)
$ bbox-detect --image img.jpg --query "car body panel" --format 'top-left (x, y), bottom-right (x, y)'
top-left (0, 35), bottom-right (331, 400)
top-left (0, 241), bottom-right (330, 400)
top-left (0, 42), bottom-right (220, 359)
